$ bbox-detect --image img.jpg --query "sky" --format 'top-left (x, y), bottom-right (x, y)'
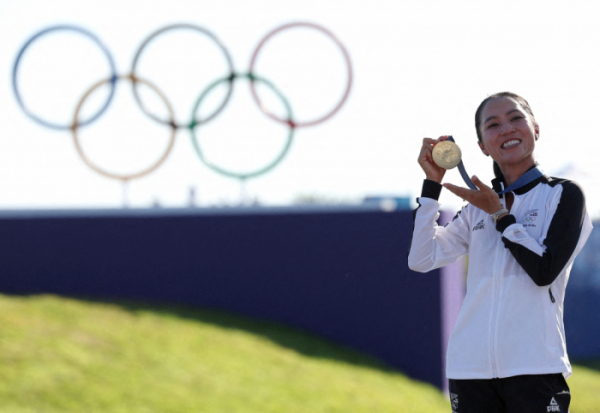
top-left (1, 0), bottom-right (600, 216)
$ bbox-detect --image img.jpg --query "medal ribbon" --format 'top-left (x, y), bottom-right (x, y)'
top-left (496, 167), bottom-right (543, 194)
top-left (447, 136), bottom-right (477, 190)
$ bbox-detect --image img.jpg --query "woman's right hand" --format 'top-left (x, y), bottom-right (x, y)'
top-left (418, 136), bottom-right (449, 184)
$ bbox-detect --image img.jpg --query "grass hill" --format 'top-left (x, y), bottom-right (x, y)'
top-left (0, 294), bottom-right (598, 412)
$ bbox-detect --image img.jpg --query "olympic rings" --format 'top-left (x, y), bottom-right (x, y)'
top-left (72, 74), bottom-right (177, 181)
top-left (12, 25), bottom-right (117, 130)
top-left (190, 73), bottom-right (295, 180)
top-left (12, 22), bottom-right (352, 183)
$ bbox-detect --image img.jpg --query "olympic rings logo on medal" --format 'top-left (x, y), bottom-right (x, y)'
top-left (12, 22), bottom-right (353, 182)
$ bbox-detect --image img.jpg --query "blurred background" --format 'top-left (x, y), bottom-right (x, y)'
top-left (1, 0), bottom-right (600, 213)
top-left (1, 1), bottom-right (600, 412)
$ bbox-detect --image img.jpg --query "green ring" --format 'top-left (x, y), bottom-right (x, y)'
top-left (189, 73), bottom-right (295, 180)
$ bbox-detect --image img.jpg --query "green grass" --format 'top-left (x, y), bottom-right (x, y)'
top-left (0, 294), bottom-right (449, 413)
top-left (570, 359), bottom-right (600, 413)
top-left (1, 294), bottom-right (598, 413)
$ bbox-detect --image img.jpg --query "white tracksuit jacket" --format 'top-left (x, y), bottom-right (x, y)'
top-left (408, 172), bottom-right (593, 379)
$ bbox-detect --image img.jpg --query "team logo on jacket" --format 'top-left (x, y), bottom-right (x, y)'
top-left (473, 219), bottom-right (485, 231)
top-left (547, 396), bottom-right (560, 411)
top-left (522, 209), bottom-right (538, 227)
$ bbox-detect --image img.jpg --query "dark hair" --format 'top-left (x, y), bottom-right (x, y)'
top-left (474, 92), bottom-right (537, 180)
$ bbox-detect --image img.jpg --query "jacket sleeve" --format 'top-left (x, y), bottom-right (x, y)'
top-left (407, 180), bottom-right (470, 273)
top-left (497, 180), bottom-right (589, 286)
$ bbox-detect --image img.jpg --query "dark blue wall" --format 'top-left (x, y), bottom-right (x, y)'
top-left (565, 225), bottom-right (600, 359)
top-left (0, 207), bottom-right (446, 389)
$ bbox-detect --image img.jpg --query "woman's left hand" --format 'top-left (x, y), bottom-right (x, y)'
top-left (443, 175), bottom-right (504, 214)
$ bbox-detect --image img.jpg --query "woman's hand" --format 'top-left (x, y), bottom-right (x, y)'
top-left (443, 175), bottom-right (504, 214)
top-left (418, 136), bottom-right (450, 184)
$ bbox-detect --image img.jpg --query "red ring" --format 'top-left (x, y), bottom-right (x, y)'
top-left (248, 22), bottom-right (353, 128)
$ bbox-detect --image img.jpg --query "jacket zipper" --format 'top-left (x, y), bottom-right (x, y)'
top-left (549, 288), bottom-right (555, 303)
top-left (489, 188), bottom-right (508, 378)
top-left (490, 275), bottom-right (500, 378)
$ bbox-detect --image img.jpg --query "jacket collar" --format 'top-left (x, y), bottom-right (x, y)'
top-left (491, 164), bottom-right (546, 196)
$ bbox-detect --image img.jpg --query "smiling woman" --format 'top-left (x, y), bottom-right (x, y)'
top-left (475, 92), bottom-right (539, 191)
top-left (409, 92), bottom-right (594, 413)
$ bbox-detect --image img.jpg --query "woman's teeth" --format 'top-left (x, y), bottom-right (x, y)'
top-left (502, 139), bottom-right (521, 149)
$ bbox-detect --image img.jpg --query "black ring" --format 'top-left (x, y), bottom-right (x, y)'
top-left (130, 23), bottom-right (236, 129)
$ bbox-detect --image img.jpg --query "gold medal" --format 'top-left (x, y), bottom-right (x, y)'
top-left (432, 140), bottom-right (462, 169)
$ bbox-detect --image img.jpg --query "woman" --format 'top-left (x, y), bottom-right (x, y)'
top-left (408, 92), bottom-right (593, 412)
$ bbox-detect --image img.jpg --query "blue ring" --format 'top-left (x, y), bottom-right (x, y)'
top-left (12, 25), bottom-right (117, 130)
